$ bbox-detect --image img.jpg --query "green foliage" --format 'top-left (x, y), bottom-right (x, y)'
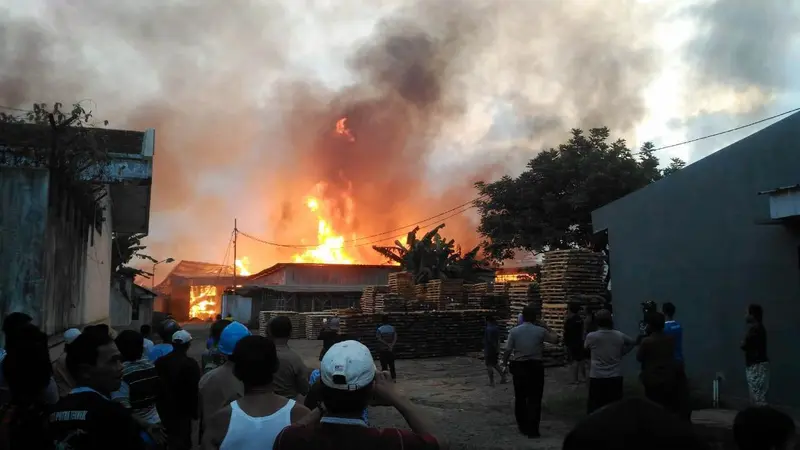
top-left (475, 127), bottom-right (685, 261)
top-left (373, 225), bottom-right (492, 283)
top-left (111, 233), bottom-right (156, 279)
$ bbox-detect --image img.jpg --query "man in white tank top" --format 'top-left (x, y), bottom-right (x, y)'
top-left (201, 335), bottom-right (311, 450)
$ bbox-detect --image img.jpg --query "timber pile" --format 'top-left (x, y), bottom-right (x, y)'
top-left (383, 293), bottom-right (407, 312)
top-left (388, 272), bottom-right (415, 301)
top-left (426, 279), bottom-right (464, 309)
top-left (466, 283), bottom-right (488, 309)
top-left (339, 310), bottom-right (489, 359)
top-left (541, 303), bottom-right (568, 337)
top-left (360, 286), bottom-right (388, 314)
top-left (539, 249), bottom-right (606, 304)
top-left (257, 311), bottom-right (306, 339)
top-left (302, 312), bottom-right (332, 340)
top-left (414, 284), bottom-right (426, 301)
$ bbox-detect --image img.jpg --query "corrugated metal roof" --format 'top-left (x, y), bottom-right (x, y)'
top-left (251, 284), bottom-right (369, 293)
top-left (248, 263), bottom-right (396, 281)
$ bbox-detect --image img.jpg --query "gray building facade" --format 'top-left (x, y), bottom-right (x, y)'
top-left (592, 112), bottom-right (800, 407)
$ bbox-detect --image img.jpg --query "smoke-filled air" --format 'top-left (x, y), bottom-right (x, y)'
top-left (1, 0), bottom-right (797, 276)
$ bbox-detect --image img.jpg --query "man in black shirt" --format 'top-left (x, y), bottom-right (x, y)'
top-left (563, 304), bottom-right (587, 385)
top-left (49, 330), bottom-right (146, 450)
top-left (155, 330), bottom-right (201, 450)
top-left (317, 317), bottom-right (342, 361)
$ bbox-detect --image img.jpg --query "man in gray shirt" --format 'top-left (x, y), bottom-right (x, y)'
top-left (503, 305), bottom-right (559, 438)
top-left (584, 309), bottom-right (636, 413)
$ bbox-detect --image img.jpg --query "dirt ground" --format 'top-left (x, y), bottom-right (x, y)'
top-left (183, 324), bottom-right (581, 450)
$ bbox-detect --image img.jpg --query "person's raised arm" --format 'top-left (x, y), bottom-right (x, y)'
top-left (374, 371), bottom-right (447, 449)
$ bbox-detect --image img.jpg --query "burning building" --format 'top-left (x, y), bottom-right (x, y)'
top-left (154, 259), bottom-right (252, 322)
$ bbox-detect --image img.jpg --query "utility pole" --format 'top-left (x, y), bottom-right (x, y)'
top-left (233, 218), bottom-right (238, 287)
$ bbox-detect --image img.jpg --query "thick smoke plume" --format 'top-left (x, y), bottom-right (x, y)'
top-left (2, 1), bottom-right (783, 274)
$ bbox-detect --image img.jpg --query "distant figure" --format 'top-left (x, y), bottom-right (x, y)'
top-left (503, 305), bottom-right (559, 438)
top-left (317, 317), bottom-right (341, 361)
top-left (156, 330), bottom-right (201, 450)
top-left (140, 325), bottom-right (155, 355)
top-left (661, 303), bottom-right (683, 364)
top-left (203, 320), bottom-right (233, 374)
top-left (637, 301), bottom-right (658, 343)
top-left (734, 406), bottom-right (795, 450)
top-left (53, 328), bottom-right (82, 397)
top-left (584, 309), bottom-right (636, 414)
top-left (741, 304), bottom-right (769, 405)
top-left (147, 319), bottom-right (181, 362)
top-left (483, 316), bottom-right (506, 386)
top-left (637, 312), bottom-right (685, 418)
top-left (563, 304), bottom-right (587, 385)
top-left (268, 316), bottom-right (310, 400)
top-left (202, 336), bottom-right (310, 450)
top-left (376, 315), bottom-right (398, 381)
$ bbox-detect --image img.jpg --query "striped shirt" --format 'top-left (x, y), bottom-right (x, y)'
top-left (112, 359), bottom-right (161, 424)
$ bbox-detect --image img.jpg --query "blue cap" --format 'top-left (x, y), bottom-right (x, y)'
top-left (218, 322), bottom-right (250, 356)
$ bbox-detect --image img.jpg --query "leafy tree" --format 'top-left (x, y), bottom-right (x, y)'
top-left (373, 225), bottom-right (492, 283)
top-left (475, 127), bottom-right (685, 261)
top-left (111, 233), bottom-right (156, 279)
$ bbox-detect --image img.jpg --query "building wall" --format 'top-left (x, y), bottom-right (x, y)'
top-left (109, 278), bottom-right (132, 328)
top-left (253, 265), bottom-right (396, 286)
top-left (81, 189), bottom-right (113, 326)
top-left (592, 114), bottom-right (800, 407)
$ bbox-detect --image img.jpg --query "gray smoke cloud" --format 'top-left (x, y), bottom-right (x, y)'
top-left (1, 0), bottom-right (787, 269)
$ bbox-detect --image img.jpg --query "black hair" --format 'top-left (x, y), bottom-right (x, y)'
top-left (646, 312), bottom-right (666, 332)
top-left (381, 314), bottom-right (390, 324)
top-left (734, 407), bottom-right (795, 450)
top-left (3, 312), bottom-right (33, 349)
top-left (232, 335), bottom-right (279, 387)
top-left (268, 316), bottom-right (292, 339)
top-left (2, 323), bottom-right (51, 403)
top-left (67, 330), bottom-right (114, 379)
top-left (140, 324), bottom-right (152, 336)
top-left (82, 324), bottom-right (109, 341)
top-left (662, 302), bottom-right (676, 317)
top-left (748, 304), bottom-right (764, 323)
top-left (569, 303), bottom-right (581, 314)
top-left (210, 319), bottom-right (232, 343)
top-left (521, 305), bottom-right (538, 323)
top-left (595, 315), bottom-right (613, 329)
top-left (158, 319), bottom-right (180, 341)
top-left (115, 330), bottom-right (144, 362)
top-left (321, 384), bottom-right (373, 415)
top-left (485, 315), bottom-right (496, 323)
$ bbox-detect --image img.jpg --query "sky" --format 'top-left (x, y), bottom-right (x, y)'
top-left (1, 0), bottom-right (799, 280)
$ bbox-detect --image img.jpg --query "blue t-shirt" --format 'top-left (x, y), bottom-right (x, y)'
top-left (663, 320), bottom-right (684, 362)
top-left (147, 343), bottom-right (173, 362)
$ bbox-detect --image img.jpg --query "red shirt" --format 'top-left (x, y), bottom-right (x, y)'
top-left (275, 423), bottom-right (440, 450)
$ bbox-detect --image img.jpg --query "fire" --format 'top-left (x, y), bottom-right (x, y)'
top-left (292, 195), bottom-right (355, 264)
top-left (235, 257), bottom-right (251, 276)
top-left (189, 285), bottom-right (218, 320)
top-left (335, 117), bottom-right (355, 142)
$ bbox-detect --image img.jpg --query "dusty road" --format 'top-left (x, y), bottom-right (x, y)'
top-left (182, 323), bottom-right (581, 450)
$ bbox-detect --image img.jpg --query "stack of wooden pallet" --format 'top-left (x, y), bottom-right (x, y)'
top-left (382, 293), bottom-right (407, 312)
top-left (414, 284), bottom-right (426, 301)
top-left (302, 312), bottom-right (332, 340)
top-left (466, 283), bottom-right (488, 309)
top-left (540, 303), bottom-right (568, 337)
top-left (339, 310), bottom-right (490, 359)
top-left (539, 249), bottom-right (606, 304)
top-left (360, 286), bottom-right (388, 313)
top-left (388, 272), bottom-right (415, 301)
top-left (426, 279), bottom-right (464, 309)
top-left (257, 311), bottom-right (306, 339)
top-left (543, 343), bottom-right (567, 367)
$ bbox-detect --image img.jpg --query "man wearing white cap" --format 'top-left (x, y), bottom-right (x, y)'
top-left (156, 329), bottom-right (201, 450)
top-left (274, 340), bottom-right (446, 450)
top-left (53, 328), bottom-right (81, 397)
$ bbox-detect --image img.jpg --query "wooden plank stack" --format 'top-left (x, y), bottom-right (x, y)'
top-left (426, 279), bottom-right (464, 309)
top-left (360, 285), bottom-right (388, 314)
top-left (302, 312), bottom-right (332, 340)
top-left (382, 293), bottom-right (407, 312)
top-left (388, 272), bottom-right (415, 301)
top-left (257, 311), bottom-right (306, 339)
top-left (539, 249), bottom-right (606, 304)
top-left (541, 303), bottom-right (568, 337)
top-left (339, 310), bottom-right (490, 359)
top-left (466, 283), bottom-right (488, 309)
top-left (414, 284), bottom-right (426, 301)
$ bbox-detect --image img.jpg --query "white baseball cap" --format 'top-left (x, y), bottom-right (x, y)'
top-left (172, 330), bottom-right (193, 344)
top-left (320, 340), bottom-right (376, 391)
top-left (64, 328), bottom-right (81, 345)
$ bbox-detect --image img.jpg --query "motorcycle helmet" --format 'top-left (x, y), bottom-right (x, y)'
top-left (158, 318), bottom-right (181, 342)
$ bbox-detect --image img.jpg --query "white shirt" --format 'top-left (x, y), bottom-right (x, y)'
top-left (220, 399), bottom-right (295, 450)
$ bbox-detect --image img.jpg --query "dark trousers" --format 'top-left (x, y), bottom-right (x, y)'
top-left (587, 376), bottom-right (623, 414)
top-left (644, 367), bottom-right (691, 421)
top-left (510, 360), bottom-right (545, 436)
top-left (165, 417), bottom-right (193, 450)
top-left (379, 350), bottom-right (396, 380)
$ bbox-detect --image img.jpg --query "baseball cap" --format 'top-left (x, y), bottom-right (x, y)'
top-left (218, 321), bottom-right (250, 356)
top-left (172, 330), bottom-right (192, 344)
top-left (320, 340), bottom-right (376, 391)
top-left (63, 328), bottom-right (81, 345)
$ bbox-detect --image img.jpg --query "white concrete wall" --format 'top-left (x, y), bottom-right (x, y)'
top-left (80, 189), bottom-right (112, 325)
top-left (109, 280), bottom-right (132, 327)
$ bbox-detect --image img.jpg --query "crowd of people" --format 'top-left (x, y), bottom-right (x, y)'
top-left (0, 305), bottom-right (792, 450)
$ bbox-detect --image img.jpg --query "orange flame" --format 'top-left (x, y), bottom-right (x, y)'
top-left (235, 257), bottom-right (251, 276)
top-left (189, 285), bottom-right (218, 320)
top-left (292, 190), bottom-right (355, 264)
top-left (335, 117), bottom-right (355, 142)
